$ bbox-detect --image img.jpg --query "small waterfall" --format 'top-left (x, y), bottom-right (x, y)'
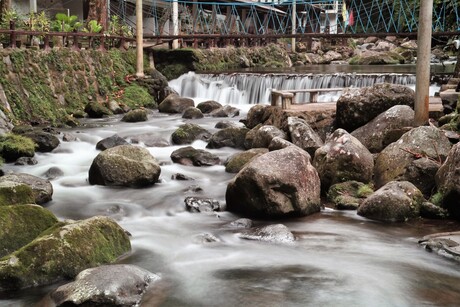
top-left (169, 72), bottom-right (418, 105)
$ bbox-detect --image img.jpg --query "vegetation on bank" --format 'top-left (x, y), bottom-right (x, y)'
top-left (0, 48), bottom-right (150, 126)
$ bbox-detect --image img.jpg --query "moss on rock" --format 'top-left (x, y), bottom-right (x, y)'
top-left (0, 133), bottom-right (36, 162)
top-left (0, 204), bottom-right (58, 257)
top-left (0, 216), bottom-right (131, 290)
top-left (0, 181), bottom-right (35, 206)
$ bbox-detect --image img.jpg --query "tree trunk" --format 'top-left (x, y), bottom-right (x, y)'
top-left (0, 0), bottom-right (12, 17)
top-left (86, 0), bottom-right (108, 31)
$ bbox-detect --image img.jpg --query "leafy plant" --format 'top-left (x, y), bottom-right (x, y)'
top-left (84, 20), bottom-right (103, 33)
top-left (108, 15), bottom-right (132, 37)
top-left (51, 13), bottom-right (82, 32)
top-left (0, 8), bottom-right (25, 29)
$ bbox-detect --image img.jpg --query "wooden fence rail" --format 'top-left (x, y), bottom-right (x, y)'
top-left (0, 23), bottom-right (135, 51)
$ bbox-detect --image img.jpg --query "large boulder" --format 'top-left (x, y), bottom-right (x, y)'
top-left (50, 265), bottom-right (161, 307)
top-left (312, 129), bottom-right (374, 192)
top-left (158, 93), bottom-right (194, 114)
top-left (435, 143), bottom-right (460, 219)
top-left (374, 126), bottom-right (451, 188)
top-left (121, 109), bottom-right (148, 122)
top-left (336, 83), bottom-right (414, 132)
top-left (400, 158), bottom-right (440, 197)
top-left (23, 131), bottom-right (60, 152)
top-left (171, 123), bottom-right (212, 145)
top-left (0, 216), bottom-right (131, 290)
top-left (0, 173), bottom-right (53, 205)
top-left (206, 127), bottom-right (250, 150)
top-left (96, 134), bottom-right (129, 151)
top-left (209, 105), bottom-right (240, 118)
top-left (245, 105), bottom-right (273, 129)
top-left (88, 145), bottom-right (161, 187)
top-left (196, 100), bottom-right (222, 114)
top-left (84, 102), bottom-right (112, 118)
top-left (0, 204), bottom-right (58, 257)
top-left (226, 146), bottom-right (321, 218)
top-left (0, 181), bottom-right (35, 206)
top-left (0, 134), bottom-right (35, 162)
top-left (351, 105), bottom-right (415, 153)
top-left (225, 148), bottom-right (268, 173)
top-left (357, 181), bottom-right (424, 222)
top-left (287, 117), bottom-right (324, 157)
top-left (250, 125), bottom-right (287, 149)
top-left (171, 146), bottom-right (220, 166)
top-left (182, 107), bottom-right (204, 119)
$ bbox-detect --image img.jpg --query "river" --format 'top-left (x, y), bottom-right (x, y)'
top-left (1, 68), bottom-right (460, 306)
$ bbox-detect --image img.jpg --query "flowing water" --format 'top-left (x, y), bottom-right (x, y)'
top-left (1, 70), bottom-right (460, 306)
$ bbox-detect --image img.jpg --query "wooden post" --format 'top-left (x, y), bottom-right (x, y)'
top-left (9, 20), bottom-right (15, 48)
top-left (172, 0), bottom-right (179, 49)
top-left (136, 0), bottom-right (144, 77)
top-left (291, 0), bottom-right (296, 52)
top-left (414, 0), bottom-right (433, 126)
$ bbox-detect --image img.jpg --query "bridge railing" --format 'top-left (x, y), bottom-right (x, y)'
top-left (115, 0), bottom-right (460, 37)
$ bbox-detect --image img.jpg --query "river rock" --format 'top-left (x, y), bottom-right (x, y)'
top-left (0, 173), bottom-right (53, 205)
top-left (184, 196), bottom-right (221, 213)
top-left (268, 137), bottom-right (295, 151)
top-left (210, 105), bottom-right (240, 118)
top-left (51, 264), bottom-right (161, 307)
top-left (419, 232), bottom-right (460, 261)
top-left (182, 106), bottom-right (204, 119)
top-left (336, 83), bottom-right (414, 132)
top-left (400, 158), bottom-right (440, 197)
top-left (226, 146), bottom-right (321, 218)
top-left (0, 181), bottom-right (35, 206)
top-left (158, 93), bottom-right (194, 114)
top-left (96, 134), bottom-right (129, 151)
top-left (0, 204), bottom-right (58, 257)
top-left (245, 105), bottom-right (273, 129)
top-left (351, 105), bottom-right (415, 153)
top-left (121, 108), bottom-right (148, 122)
top-left (288, 117), bottom-right (324, 157)
top-left (89, 145), bottom-right (161, 187)
top-left (171, 146), bottom-right (220, 166)
top-left (313, 129), bottom-right (374, 192)
top-left (0, 134), bottom-right (35, 162)
top-left (14, 157), bottom-right (38, 165)
top-left (196, 100), bottom-right (222, 114)
top-left (215, 120), bottom-right (239, 129)
top-left (84, 102), bottom-right (112, 118)
top-left (374, 126), bottom-right (451, 188)
top-left (42, 166), bottom-right (65, 180)
top-left (206, 127), bottom-right (249, 150)
top-left (357, 181), bottom-right (425, 222)
top-left (23, 131), bottom-right (60, 152)
top-left (250, 125), bottom-right (287, 149)
top-left (349, 50), bottom-right (405, 65)
top-left (128, 133), bottom-right (170, 147)
top-left (327, 181), bottom-right (373, 210)
top-left (420, 201), bottom-right (449, 219)
top-left (435, 142), bottom-right (460, 219)
top-left (238, 224), bottom-right (295, 244)
top-left (225, 148), bottom-right (268, 173)
top-left (107, 99), bottom-right (124, 114)
top-left (171, 123), bottom-right (212, 145)
top-left (224, 218), bottom-right (253, 229)
top-left (0, 216), bottom-right (131, 291)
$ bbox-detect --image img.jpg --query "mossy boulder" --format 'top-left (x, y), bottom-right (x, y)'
top-left (435, 142), bottom-right (460, 219)
top-left (0, 216), bottom-right (131, 290)
top-left (206, 127), bottom-right (250, 150)
top-left (88, 145), bottom-right (161, 187)
top-left (0, 181), bottom-right (35, 206)
top-left (23, 131), bottom-right (60, 153)
top-left (336, 83), bottom-right (415, 132)
top-left (0, 134), bottom-right (36, 163)
top-left (349, 50), bottom-right (405, 65)
top-left (357, 181), bottom-right (425, 222)
top-left (84, 102), bottom-right (113, 118)
top-left (327, 181), bottom-right (374, 210)
top-left (225, 148), bottom-right (268, 173)
top-left (374, 126), bottom-right (451, 188)
top-left (121, 108), bottom-right (148, 122)
top-left (312, 129), bottom-right (374, 193)
top-left (0, 173), bottom-right (53, 205)
top-left (171, 123), bottom-right (212, 145)
top-left (0, 204), bottom-right (58, 257)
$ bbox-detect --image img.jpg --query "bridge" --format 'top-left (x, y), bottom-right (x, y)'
top-left (112, 0), bottom-right (460, 47)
